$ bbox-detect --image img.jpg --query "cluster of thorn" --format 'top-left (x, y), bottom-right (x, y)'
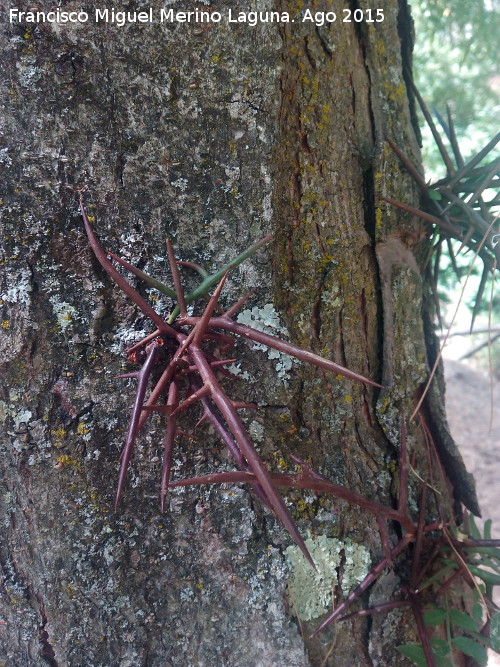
top-left (382, 82), bottom-right (499, 328)
top-left (79, 195), bottom-right (497, 653)
top-left (80, 194), bottom-right (381, 569)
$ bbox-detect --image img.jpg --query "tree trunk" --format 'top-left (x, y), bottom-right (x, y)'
top-left (0, 2), bottom-right (477, 665)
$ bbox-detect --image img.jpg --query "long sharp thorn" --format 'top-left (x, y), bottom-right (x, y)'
top-left (232, 401), bottom-right (259, 410)
top-left (169, 469), bottom-right (414, 530)
top-left (470, 263), bottom-right (489, 332)
top-left (170, 385), bottom-right (211, 417)
top-left (160, 419), bottom-right (176, 512)
top-left (309, 536), bottom-right (411, 637)
top-left (211, 359), bottom-right (237, 368)
top-left (166, 239), bottom-right (188, 318)
top-left (195, 414), bottom-right (209, 428)
top-left (223, 291), bottom-right (255, 318)
top-left (189, 346), bottom-right (315, 569)
top-left (193, 273), bottom-right (228, 344)
top-left (398, 419), bottom-right (408, 514)
top-left (378, 196), bottom-right (458, 236)
top-left (115, 343), bottom-right (158, 509)
top-left (410, 484), bottom-right (427, 589)
top-left (79, 195), bottom-right (178, 337)
top-left (194, 316), bottom-right (383, 388)
top-left (446, 102), bottom-right (464, 169)
top-left (126, 329), bottom-right (161, 356)
top-left (339, 599), bottom-right (409, 622)
top-left (140, 404), bottom-right (171, 415)
top-left (385, 135), bottom-right (428, 193)
top-left (377, 516), bottom-right (392, 565)
top-left (160, 382), bottom-right (178, 512)
top-left (446, 131), bottom-right (500, 189)
top-left (176, 259), bottom-right (209, 279)
top-left (106, 251), bottom-right (177, 299)
top-left (188, 377), bottom-right (274, 511)
top-left (409, 80), bottom-right (455, 175)
top-left (409, 592), bottom-right (437, 667)
top-left (175, 429), bottom-right (195, 439)
top-left (137, 362), bottom-right (178, 431)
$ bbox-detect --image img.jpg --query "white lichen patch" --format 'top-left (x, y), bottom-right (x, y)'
top-left (1, 268), bottom-right (32, 305)
top-left (226, 362), bottom-right (251, 381)
top-left (236, 304), bottom-right (296, 381)
top-left (109, 324), bottom-right (151, 355)
top-left (0, 400), bottom-right (32, 430)
top-left (49, 298), bottom-right (77, 331)
top-left (285, 535), bottom-right (370, 621)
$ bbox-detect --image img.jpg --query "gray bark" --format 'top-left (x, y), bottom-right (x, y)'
top-left (0, 1), bottom-right (476, 665)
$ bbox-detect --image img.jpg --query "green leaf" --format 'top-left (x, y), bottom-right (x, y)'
top-left (468, 515), bottom-right (482, 540)
top-left (462, 547), bottom-right (500, 563)
top-left (449, 609), bottom-right (479, 632)
top-left (472, 554), bottom-right (500, 572)
top-left (471, 600), bottom-right (483, 625)
top-left (396, 641), bottom-right (452, 667)
top-left (397, 644), bottom-right (428, 667)
top-left (431, 638), bottom-right (452, 658)
top-left (490, 612), bottom-right (500, 652)
top-left (428, 189), bottom-right (442, 201)
top-left (419, 561), bottom-right (458, 590)
top-left (424, 608), bottom-right (447, 627)
top-left (468, 565), bottom-right (500, 585)
top-left (484, 519), bottom-right (492, 539)
top-left (451, 636), bottom-right (487, 664)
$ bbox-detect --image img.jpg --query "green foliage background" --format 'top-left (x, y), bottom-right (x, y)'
top-left (412, 0), bottom-right (500, 371)
top-left (412, 0), bottom-right (500, 178)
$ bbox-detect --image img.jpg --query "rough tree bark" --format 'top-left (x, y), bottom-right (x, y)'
top-left (0, 1), bottom-right (478, 665)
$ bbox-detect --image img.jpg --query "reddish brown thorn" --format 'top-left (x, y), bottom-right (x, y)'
top-left (408, 591), bottom-right (437, 667)
top-left (126, 329), bottom-right (161, 356)
top-left (211, 359), bottom-right (237, 368)
top-left (310, 536), bottom-right (412, 637)
top-left (398, 419), bottom-right (408, 514)
top-left (187, 378), bottom-right (271, 510)
top-left (231, 401), bottom-right (259, 410)
top-left (223, 291), bottom-right (255, 318)
top-left (137, 360), bottom-right (180, 432)
top-left (189, 316), bottom-right (383, 389)
top-left (188, 345), bottom-right (316, 569)
top-left (378, 196), bottom-right (458, 236)
top-left (176, 259), bottom-right (208, 279)
top-left (339, 599), bottom-right (409, 622)
top-left (385, 136), bottom-right (429, 193)
top-left (166, 239), bottom-right (188, 318)
top-left (377, 516), bottom-right (392, 566)
top-left (175, 429), bottom-right (195, 439)
top-left (409, 78), bottom-right (455, 176)
top-left (115, 372), bottom-right (140, 380)
top-left (192, 274), bottom-right (229, 344)
top-left (140, 404), bottom-right (172, 416)
top-left (170, 385), bottom-right (211, 417)
top-left (169, 468), bottom-right (414, 531)
top-left (410, 484), bottom-right (428, 589)
top-left (195, 414), bottom-right (208, 428)
top-left (79, 195), bottom-right (179, 338)
top-left (160, 382), bottom-right (178, 512)
top-left (115, 343), bottom-right (159, 509)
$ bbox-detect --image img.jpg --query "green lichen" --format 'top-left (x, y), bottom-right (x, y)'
top-left (285, 534), bottom-right (370, 621)
top-left (236, 303), bottom-right (296, 381)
